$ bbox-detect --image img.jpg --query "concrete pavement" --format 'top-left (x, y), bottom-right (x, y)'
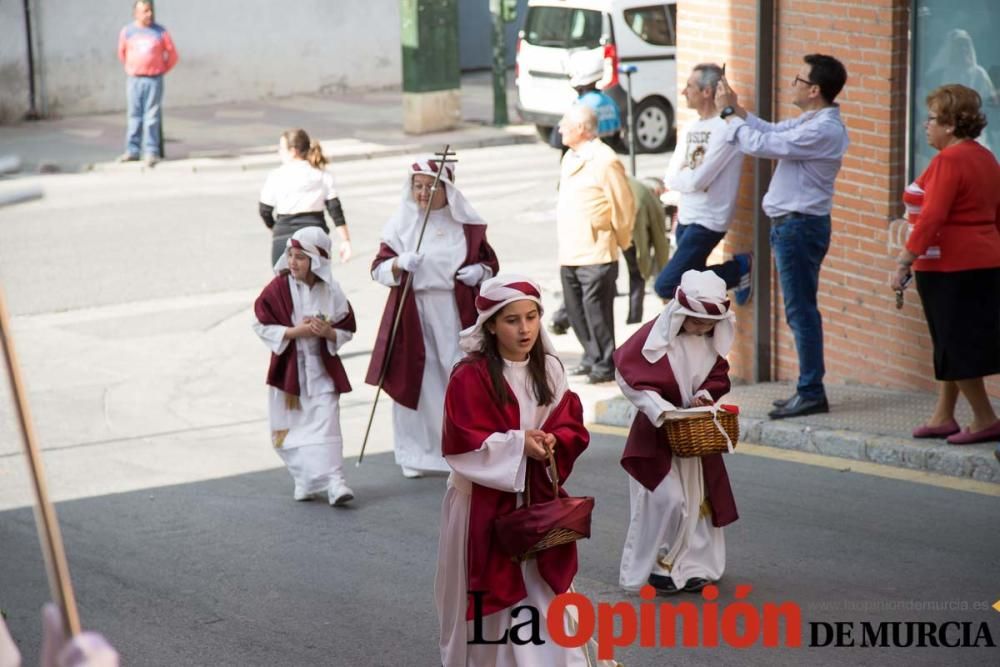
top-left (0, 71), bottom-right (536, 174)
top-left (593, 382), bottom-right (1000, 485)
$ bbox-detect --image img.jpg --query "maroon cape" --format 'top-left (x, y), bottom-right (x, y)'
top-left (364, 224), bottom-right (499, 409)
top-left (612, 319), bottom-right (738, 527)
top-left (253, 273), bottom-right (356, 395)
top-left (442, 356), bottom-right (589, 620)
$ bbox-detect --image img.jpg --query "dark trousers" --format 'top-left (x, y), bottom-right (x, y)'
top-left (622, 244), bottom-right (644, 323)
top-left (653, 222), bottom-right (742, 299)
top-left (561, 262), bottom-right (617, 375)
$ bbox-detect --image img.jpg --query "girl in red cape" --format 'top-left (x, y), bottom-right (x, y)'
top-left (435, 275), bottom-right (600, 666)
top-left (614, 269), bottom-right (739, 594)
top-left (252, 227), bottom-right (356, 506)
top-left (366, 155), bottom-right (498, 478)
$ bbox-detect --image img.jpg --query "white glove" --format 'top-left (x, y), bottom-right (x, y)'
top-left (396, 252), bottom-right (423, 273)
top-left (455, 263), bottom-right (487, 286)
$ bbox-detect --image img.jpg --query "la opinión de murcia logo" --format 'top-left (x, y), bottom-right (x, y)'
top-left (468, 586), bottom-right (998, 660)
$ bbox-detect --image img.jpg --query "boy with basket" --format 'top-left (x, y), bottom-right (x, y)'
top-left (435, 275), bottom-right (608, 666)
top-left (614, 270), bottom-right (740, 594)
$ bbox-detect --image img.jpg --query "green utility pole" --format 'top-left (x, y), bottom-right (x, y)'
top-left (489, 0), bottom-right (517, 126)
top-left (400, 0), bottom-right (461, 134)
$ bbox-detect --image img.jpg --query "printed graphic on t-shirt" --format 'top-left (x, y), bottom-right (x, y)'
top-left (685, 130), bottom-right (711, 170)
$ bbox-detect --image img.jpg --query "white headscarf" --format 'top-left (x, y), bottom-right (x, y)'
top-left (642, 270), bottom-right (735, 364)
top-left (381, 154), bottom-right (486, 245)
top-left (458, 274), bottom-right (556, 355)
top-left (272, 226), bottom-right (334, 286)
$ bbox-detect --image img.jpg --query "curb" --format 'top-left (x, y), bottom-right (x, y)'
top-left (83, 128), bottom-right (540, 175)
top-left (594, 396), bottom-right (1000, 485)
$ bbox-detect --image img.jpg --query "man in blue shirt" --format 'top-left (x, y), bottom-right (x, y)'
top-left (716, 54), bottom-right (849, 419)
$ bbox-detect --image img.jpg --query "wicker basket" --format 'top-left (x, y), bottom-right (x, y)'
top-left (493, 447), bottom-right (594, 561)
top-left (662, 406), bottom-right (739, 457)
top-left (522, 527), bottom-right (586, 558)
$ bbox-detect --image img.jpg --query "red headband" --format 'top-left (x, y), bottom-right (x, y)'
top-left (676, 288), bottom-right (729, 316)
top-left (474, 281), bottom-right (541, 312)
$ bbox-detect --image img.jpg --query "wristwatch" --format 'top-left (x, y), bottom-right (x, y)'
top-left (720, 106), bottom-right (736, 119)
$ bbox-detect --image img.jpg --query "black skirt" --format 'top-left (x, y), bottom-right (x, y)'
top-left (915, 267), bottom-right (1000, 381)
top-left (270, 212), bottom-right (328, 265)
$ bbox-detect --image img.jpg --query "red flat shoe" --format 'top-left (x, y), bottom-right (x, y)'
top-left (912, 419), bottom-right (960, 438)
top-left (946, 420), bottom-right (1000, 445)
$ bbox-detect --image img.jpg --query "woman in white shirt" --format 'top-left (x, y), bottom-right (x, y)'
top-left (259, 128), bottom-right (352, 265)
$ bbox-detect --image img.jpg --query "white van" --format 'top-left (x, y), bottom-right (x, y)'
top-left (515, 0), bottom-right (678, 153)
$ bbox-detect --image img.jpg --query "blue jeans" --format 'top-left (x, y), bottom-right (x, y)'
top-left (653, 223), bottom-right (742, 299)
top-left (125, 75), bottom-right (163, 157)
top-left (770, 213), bottom-right (831, 400)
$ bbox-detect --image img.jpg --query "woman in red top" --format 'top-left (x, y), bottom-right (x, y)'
top-left (892, 84), bottom-right (1000, 445)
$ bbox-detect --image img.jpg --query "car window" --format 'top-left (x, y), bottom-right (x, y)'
top-left (524, 6), bottom-right (603, 48)
top-left (623, 4), bottom-right (676, 47)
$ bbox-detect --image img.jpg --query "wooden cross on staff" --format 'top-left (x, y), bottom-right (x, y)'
top-left (357, 145), bottom-right (457, 465)
top-left (0, 181), bottom-right (81, 636)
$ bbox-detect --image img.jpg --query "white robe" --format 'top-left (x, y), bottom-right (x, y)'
top-left (617, 333), bottom-right (726, 591)
top-left (252, 275), bottom-right (352, 495)
top-left (373, 207), bottom-right (468, 473)
top-left (435, 356), bottom-right (603, 667)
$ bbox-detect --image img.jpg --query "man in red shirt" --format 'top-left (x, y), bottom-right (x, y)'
top-left (117, 1), bottom-right (178, 166)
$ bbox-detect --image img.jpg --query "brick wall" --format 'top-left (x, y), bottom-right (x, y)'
top-left (677, 0), bottom-right (1000, 397)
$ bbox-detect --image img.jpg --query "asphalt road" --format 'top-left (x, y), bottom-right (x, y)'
top-left (2, 433), bottom-right (998, 666)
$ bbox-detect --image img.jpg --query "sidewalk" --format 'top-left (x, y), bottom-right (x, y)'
top-left (0, 71), bottom-right (536, 174)
top-left (592, 380), bottom-right (1000, 485)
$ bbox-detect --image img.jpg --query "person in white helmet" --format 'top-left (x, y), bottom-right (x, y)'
top-left (549, 50), bottom-right (624, 155)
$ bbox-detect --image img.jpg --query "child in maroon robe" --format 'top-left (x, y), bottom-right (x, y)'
top-left (614, 270), bottom-right (739, 594)
top-left (434, 275), bottom-right (606, 667)
top-left (252, 228), bottom-right (356, 506)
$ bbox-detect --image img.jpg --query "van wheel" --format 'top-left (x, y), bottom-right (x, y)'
top-left (535, 124), bottom-right (555, 142)
top-left (633, 99), bottom-right (672, 153)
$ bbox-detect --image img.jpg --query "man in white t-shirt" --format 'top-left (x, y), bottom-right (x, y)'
top-left (654, 63), bottom-right (752, 305)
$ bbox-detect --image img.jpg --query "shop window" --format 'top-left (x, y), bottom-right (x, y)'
top-left (911, 0), bottom-right (999, 176)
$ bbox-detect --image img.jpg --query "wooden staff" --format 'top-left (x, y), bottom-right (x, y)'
top-left (1, 283), bottom-right (81, 634)
top-left (357, 146), bottom-right (457, 465)
top-left (0, 183), bottom-right (81, 635)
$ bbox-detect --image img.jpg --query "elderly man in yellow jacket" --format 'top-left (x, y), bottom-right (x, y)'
top-left (557, 104), bottom-right (636, 384)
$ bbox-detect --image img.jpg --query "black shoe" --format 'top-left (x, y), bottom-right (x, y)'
top-left (768, 394), bottom-right (829, 419)
top-left (683, 577), bottom-right (711, 593)
top-left (569, 365), bottom-right (592, 376)
top-left (772, 392), bottom-right (798, 408)
top-left (625, 315), bottom-right (643, 324)
top-left (587, 371), bottom-right (615, 384)
top-left (548, 321), bottom-right (569, 336)
top-left (647, 573), bottom-right (681, 595)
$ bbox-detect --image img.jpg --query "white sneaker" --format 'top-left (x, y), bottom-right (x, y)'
top-left (293, 487), bottom-right (315, 502)
top-left (400, 466), bottom-right (424, 479)
top-left (328, 482), bottom-right (354, 507)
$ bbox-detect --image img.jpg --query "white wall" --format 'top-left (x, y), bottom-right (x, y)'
top-left (1, 0), bottom-right (401, 119)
